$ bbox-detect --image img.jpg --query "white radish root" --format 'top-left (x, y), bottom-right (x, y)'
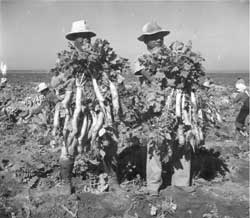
top-left (52, 103), bottom-right (61, 137)
top-left (109, 80), bottom-right (119, 116)
top-left (177, 124), bottom-right (185, 146)
top-left (78, 114), bottom-right (89, 151)
top-left (175, 89), bottom-right (182, 117)
top-left (91, 111), bottom-right (104, 149)
top-left (92, 77), bottom-right (106, 114)
top-left (88, 110), bottom-right (98, 139)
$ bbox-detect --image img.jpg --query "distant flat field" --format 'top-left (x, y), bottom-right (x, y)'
top-left (5, 70), bottom-right (249, 87)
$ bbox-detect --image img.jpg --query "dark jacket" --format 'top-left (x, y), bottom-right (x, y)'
top-left (233, 92), bottom-right (249, 110)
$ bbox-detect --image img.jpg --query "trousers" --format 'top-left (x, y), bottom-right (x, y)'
top-left (146, 143), bottom-right (191, 192)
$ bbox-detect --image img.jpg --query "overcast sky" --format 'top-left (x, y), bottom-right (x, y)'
top-left (0, 0), bottom-right (249, 72)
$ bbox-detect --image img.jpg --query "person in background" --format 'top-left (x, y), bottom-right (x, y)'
top-left (25, 82), bottom-right (60, 121)
top-left (233, 79), bottom-right (249, 136)
top-left (0, 62), bottom-right (8, 89)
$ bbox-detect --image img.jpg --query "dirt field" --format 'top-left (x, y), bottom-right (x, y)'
top-left (0, 80), bottom-right (249, 218)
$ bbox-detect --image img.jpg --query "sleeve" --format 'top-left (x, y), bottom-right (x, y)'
top-left (29, 94), bottom-right (50, 115)
top-left (233, 93), bottom-right (243, 104)
top-left (29, 102), bottom-right (45, 115)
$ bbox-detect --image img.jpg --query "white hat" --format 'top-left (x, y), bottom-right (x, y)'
top-left (37, 82), bottom-right (48, 93)
top-left (65, 20), bottom-right (96, 41)
top-left (138, 21), bottom-right (170, 42)
top-left (203, 81), bottom-right (210, 88)
top-left (235, 83), bottom-right (247, 92)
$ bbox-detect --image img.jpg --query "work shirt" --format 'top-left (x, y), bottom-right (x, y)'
top-left (30, 90), bottom-right (60, 115)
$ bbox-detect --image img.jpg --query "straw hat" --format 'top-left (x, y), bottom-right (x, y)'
top-left (138, 21), bottom-right (170, 42)
top-left (203, 81), bottom-right (210, 88)
top-left (37, 82), bottom-right (48, 93)
top-left (65, 20), bottom-right (96, 41)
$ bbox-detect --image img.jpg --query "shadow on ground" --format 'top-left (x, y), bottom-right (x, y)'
top-left (117, 145), bottom-right (230, 185)
top-left (191, 147), bottom-right (229, 181)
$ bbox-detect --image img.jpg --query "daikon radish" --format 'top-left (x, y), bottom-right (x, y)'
top-left (109, 80), bottom-right (119, 116)
top-left (193, 125), bottom-right (200, 145)
top-left (105, 104), bottom-right (113, 126)
top-left (88, 110), bottom-right (98, 139)
top-left (177, 124), bottom-right (185, 146)
top-left (166, 88), bottom-right (174, 109)
top-left (181, 93), bottom-right (186, 111)
top-left (216, 112), bottom-right (222, 123)
top-left (189, 135), bottom-right (196, 152)
top-left (86, 112), bottom-right (93, 134)
top-left (78, 113), bottom-right (88, 148)
top-left (188, 105), bottom-right (193, 124)
top-left (175, 89), bottom-right (182, 117)
top-left (198, 126), bottom-right (204, 142)
top-left (62, 117), bottom-right (70, 147)
top-left (91, 111), bottom-right (105, 148)
top-left (68, 137), bottom-right (78, 156)
top-left (63, 112), bottom-right (70, 134)
top-left (92, 77), bottom-right (106, 114)
top-left (190, 91), bottom-right (196, 108)
top-left (67, 84), bottom-right (83, 147)
top-left (183, 109), bottom-right (191, 126)
top-left (52, 103), bottom-right (61, 137)
top-left (72, 85), bottom-right (83, 135)
top-left (198, 109), bottom-right (203, 120)
top-left (181, 93), bottom-right (191, 125)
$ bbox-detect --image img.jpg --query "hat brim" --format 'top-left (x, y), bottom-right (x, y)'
top-left (37, 87), bottom-right (48, 93)
top-left (65, 31), bottom-right (96, 41)
top-left (138, 30), bottom-right (170, 42)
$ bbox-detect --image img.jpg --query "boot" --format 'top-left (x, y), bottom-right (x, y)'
top-left (56, 157), bottom-right (74, 195)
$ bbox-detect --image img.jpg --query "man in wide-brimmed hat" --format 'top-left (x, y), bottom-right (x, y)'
top-left (57, 20), bottom-right (124, 196)
top-left (134, 21), bottom-right (170, 196)
top-left (135, 21), bottom-right (170, 82)
top-left (135, 21), bottom-right (192, 196)
top-left (233, 79), bottom-right (249, 136)
top-left (65, 19), bottom-right (96, 52)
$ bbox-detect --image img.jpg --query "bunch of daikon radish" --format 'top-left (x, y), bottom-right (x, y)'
top-left (134, 41), bottom-right (221, 152)
top-left (50, 39), bottom-right (128, 159)
top-left (138, 41), bottom-right (205, 91)
top-left (173, 89), bottom-right (204, 151)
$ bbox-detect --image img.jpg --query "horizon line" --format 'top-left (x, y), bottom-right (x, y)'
top-left (6, 69), bottom-right (250, 73)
